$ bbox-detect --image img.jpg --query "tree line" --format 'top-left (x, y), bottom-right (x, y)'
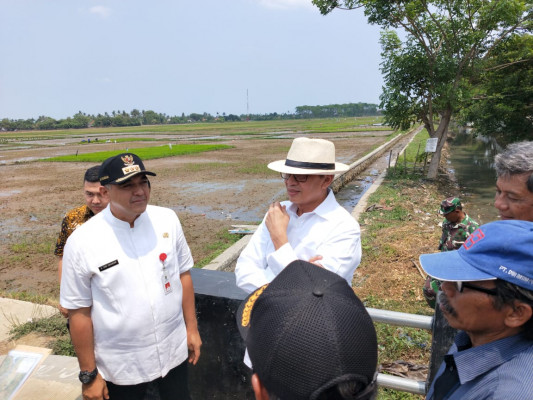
top-left (0, 102), bottom-right (381, 132)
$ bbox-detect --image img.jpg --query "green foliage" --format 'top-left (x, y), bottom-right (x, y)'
top-left (295, 102), bottom-right (381, 118)
top-left (42, 144), bottom-right (232, 162)
top-left (312, 0), bottom-right (532, 178)
top-left (460, 34), bottom-right (533, 144)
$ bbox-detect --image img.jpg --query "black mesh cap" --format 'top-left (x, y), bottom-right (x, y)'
top-left (98, 153), bottom-right (156, 185)
top-left (237, 260), bottom-right (378, 400)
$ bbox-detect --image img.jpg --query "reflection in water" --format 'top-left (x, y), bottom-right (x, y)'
top-left (448, 132), bottom-right (502, 224)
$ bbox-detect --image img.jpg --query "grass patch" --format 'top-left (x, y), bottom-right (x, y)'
top-left (42, 143), bottom-right (232, 162)
top-left (374, 323), bottom-right (431, 364)
top-left (389, 128), bottom-right (432, 176)
top-left (0, 290), bottom-right (51, 304)
top-left (194, 229), bottom-right (244, 269)
top-left (235, 162), bottom-right (272, 175)
top-left (180, 162), bottom-right (232, 173)
top-left (78, 137), bottom-right (161, 144)
top-left (10, 314), bottom-right (75, 356)
top-left (10, 239), bottom-right (55, 255)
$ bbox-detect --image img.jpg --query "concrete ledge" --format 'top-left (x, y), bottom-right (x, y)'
top-left (0, 298), bottom-right (58, 341)
top-left (351, 126), bottom-right (421, 219)
top-left (0, 354), bottom-right (81, 400)
top-left (202, 234), bottom-right (252, 271)
top-left (330, 133), bottom-right (404, 192)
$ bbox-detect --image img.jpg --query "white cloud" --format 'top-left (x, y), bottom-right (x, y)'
top-left (89, 6), bottom-right (112, 18)
top-left (257, 0), bottom-right (315, 10)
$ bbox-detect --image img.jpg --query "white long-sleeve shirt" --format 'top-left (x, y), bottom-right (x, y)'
top-left (235, 190), bottom-right (361, 293)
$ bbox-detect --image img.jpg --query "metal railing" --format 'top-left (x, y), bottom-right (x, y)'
top-left (367, 308), bottom-right (433, 395)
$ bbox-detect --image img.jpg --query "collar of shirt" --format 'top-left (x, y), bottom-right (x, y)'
top-left (102, 205), bottom-right (149, 229)
top-left (83, 205), bottom-right (95, 219)
top-left (286, 189), bottom-right (337, 219)
top-left (452, 331), bottom-right (532, 385)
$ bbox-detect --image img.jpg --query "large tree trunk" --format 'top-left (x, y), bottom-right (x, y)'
top-left (426, 110), bottom-right (452, 179)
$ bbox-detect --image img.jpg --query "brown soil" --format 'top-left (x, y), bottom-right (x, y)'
top-left (1, 131), bottom-right (393, 304)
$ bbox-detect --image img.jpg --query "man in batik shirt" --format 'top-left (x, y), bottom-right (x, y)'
top-left (55, 165), bottom-right (109, 316)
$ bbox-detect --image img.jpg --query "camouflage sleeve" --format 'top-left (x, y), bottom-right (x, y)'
top-left (467, 221), bottom-right (479, 234)
top-left (438, 226), bottom-right (446, 250)
top-left (54, 215), bottom-right (70, 256)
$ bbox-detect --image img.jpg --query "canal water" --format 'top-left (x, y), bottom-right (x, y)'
top-left (447, 132), bottom-right (502, 224)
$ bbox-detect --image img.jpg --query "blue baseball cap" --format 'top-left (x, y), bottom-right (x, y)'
top-left (419, 220), bottom-right (533, 291)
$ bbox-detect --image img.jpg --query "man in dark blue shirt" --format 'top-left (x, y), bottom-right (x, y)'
top-left (420, 220), bottom-right (533, 400)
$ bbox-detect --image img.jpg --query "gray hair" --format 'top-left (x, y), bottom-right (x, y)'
top-left (493, 280), bottom-right (533, 341)
top-left (494, 141), bottom-right (533, 177)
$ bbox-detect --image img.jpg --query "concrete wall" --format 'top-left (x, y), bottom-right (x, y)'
top-left (188, 268), bottom-right (254, 399)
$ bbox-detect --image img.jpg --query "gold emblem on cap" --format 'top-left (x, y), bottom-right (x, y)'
top-left (241, 283), bottom-right (268, 327)
top-left (163, 232), bottom-right (169, 238)
top-left (121, 154), bottom-right (134, 166)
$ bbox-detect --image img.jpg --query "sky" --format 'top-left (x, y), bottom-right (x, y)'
top-left (0, 0), bottom-right (384, 120)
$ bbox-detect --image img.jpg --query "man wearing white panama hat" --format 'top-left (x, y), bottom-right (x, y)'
top-left (235, 137), bottom-right (362, 293)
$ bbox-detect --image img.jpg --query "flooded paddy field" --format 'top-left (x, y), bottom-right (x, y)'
top-left (1, 127), bottom-right (393, 299)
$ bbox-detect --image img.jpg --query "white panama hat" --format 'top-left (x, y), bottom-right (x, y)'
top-left (268, 137), bottom-right (349, 175)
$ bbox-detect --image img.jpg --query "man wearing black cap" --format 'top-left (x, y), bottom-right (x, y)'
top-left (60, 153), bottom-right (201, 400)
top-left (420, 220), bottom-right (533, 399)
top-left (237, 260), bottom-right (378, 400)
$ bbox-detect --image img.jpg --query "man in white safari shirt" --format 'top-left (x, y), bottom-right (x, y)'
top-left (61, 153), bottom-right (201, 400)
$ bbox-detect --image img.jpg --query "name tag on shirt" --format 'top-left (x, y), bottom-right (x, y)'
top-left (98, 260), bottom-right (119, 272)
top-left (162, 274), bottom-right (173, 294)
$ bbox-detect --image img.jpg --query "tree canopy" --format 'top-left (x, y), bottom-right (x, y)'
top-left (459, 33), bottom-right (533, 145)
top-left (312, 0), bottom-right (533, 178)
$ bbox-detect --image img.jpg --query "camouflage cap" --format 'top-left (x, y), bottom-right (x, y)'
top-left (439, 197), bottom-right (461, 215)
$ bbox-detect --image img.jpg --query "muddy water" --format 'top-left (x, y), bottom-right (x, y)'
top-left (336, 171), bottom-right (379, 213)
top-left (447, 132), bottom-right (501, 224)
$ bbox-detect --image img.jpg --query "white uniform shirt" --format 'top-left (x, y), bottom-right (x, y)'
top-left (60, 205), bottom-right (194, 385)
top-left (235, 189), bottom-right (361, 293)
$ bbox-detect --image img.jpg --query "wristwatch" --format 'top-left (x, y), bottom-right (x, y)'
top-left (79, 367), bottom-right (98, 384)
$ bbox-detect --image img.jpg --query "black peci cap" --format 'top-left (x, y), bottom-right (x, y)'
top-left (237, 260), bottom-right (378, 400)
top-left (98, 153), bottom-right (156, 185)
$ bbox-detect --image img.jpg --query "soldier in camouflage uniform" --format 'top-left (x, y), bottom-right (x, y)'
top-left (423, 197), bottom-right (479, 308)
top-left (437, 197), bottom-right (479, 251)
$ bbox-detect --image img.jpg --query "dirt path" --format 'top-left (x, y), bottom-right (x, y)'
top-left (1, 131), bottom-right (393, 301)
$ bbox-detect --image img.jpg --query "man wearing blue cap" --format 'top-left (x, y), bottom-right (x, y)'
top-left (420, 220), bottom-right (533, 400)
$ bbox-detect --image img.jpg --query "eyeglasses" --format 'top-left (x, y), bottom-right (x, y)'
top-left (455, 281), bottom-right (498, 296)
top-left (280, 173), bottom-right (309, 183)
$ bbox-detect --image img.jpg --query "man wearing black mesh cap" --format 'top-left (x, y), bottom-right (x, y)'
top-left (237, 260), bottom-right (378, 400)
